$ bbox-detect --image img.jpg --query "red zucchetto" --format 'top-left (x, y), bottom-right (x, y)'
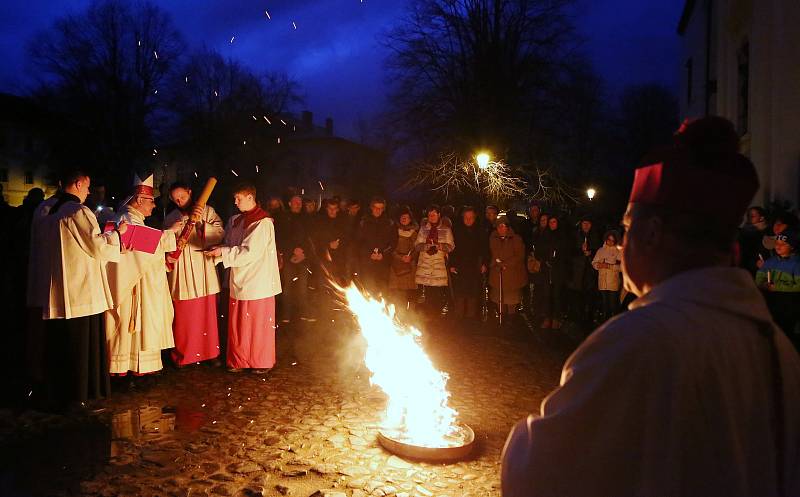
top-left (628, 117), bottom-right (759, 227)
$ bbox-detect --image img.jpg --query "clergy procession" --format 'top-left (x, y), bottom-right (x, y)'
top-left (27, 173), bottom-right (282, 411)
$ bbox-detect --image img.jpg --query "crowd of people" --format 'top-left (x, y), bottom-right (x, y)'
top-left (3, 114), bottom-right (800, 494)
top-left (5, 147), bottom-right (799, 411)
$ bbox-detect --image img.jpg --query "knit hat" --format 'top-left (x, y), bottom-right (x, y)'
top-left (775, 229), bottom-right (800, 250)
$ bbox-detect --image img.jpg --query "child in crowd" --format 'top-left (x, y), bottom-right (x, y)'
top-left (591, 230), bottom-right (622, 322)
top-left (756, 229), bottom-right (800, 347)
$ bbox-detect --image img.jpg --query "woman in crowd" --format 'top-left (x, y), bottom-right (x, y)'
top-left (415, 205), bottom-right (454, 318)
top-left (592, 230), bottom-right (622, 323)
top-left (389, 207), bottom-right (419, 313)
top-left (488, 216), bottom-right (527, 322)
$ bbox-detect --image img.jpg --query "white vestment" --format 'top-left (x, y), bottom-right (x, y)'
top-left (163, 205), bottom-right (224, 300)
top-left (105, 206), bottom-right (176, 374)
top-left (502, 267), bottom-right (800, 497)
top-left (221, 216), bottom-right (281, 300)
top-left (42, 200), bottom-right (122, 319)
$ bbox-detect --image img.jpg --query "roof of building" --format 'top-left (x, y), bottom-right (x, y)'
top-left (677, 0), bottom-right (697, 34)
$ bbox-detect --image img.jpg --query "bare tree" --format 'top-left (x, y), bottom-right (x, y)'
top-left (384, 0), bottom-right (579, 164)
top-left (27, 0), bottom-right (185, 181)
top-left (166, 47), bottom-right (302, 177)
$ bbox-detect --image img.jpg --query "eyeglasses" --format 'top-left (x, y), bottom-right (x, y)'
top-left (140, 196), bottom-right (155, 204)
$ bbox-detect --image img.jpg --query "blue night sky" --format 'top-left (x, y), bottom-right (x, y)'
top-left (0, 0), bottom-right (684, 139)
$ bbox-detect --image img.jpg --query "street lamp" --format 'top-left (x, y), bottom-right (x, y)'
top-left (476, 152), bottom-right (491, 170)
top-left (586, 187), bottom-right (596, 201)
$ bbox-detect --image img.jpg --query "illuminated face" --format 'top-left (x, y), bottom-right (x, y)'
top-left (370, 202), bottom-right (385, 218)
top-left (462, 210), bottom-right (476, 227)
top-left (748, 208), bottom-right (764, 224)
top-left (621, 204), bottom-right (647, 296)
top-left (348, 204), bottom-right (361, 216)
top-left (497, 223), bottom-right (509, 237)
top-left (304, 200), bottom-right (317, 214)
top-left (428, 209), bottom-right (440, 224)
top-left (289, 195), bottom-right (303, 213)
top-left (548, 217), bottom-right (558, 231)
top-left (268, 198), bottom-right (282, 211)
top-left (539, 214), bottom-right (549, 228)
top-left (529, 206), bottom-right (540, 221)
top-left (75, 176), bottom-right (91, 203)
top-left (136, 195), bottom-right (156, 217)
top-left (581, 220), bottom-right (592, 233)
top-left (170, 188), bottom-right (192, 209)
top-left (606, 235), bottom-right (617, 246)
top-left (326, 202), bottom-right (339, 219)
top-left (399, 213), bottom-right (412, 226)
top-left (234, 192), bottom-right (256, 213)
top-left (485, 208), bottom-right (498, 222)
top-left (775, 239), bottom-right (793, 257)
top-left (773, 219), bottom-right (788, 235)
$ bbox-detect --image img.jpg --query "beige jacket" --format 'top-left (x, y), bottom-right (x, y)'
top-left (591, 244), bottom-right (622, 291)
top-left (43, 201), bottom-right (121, 319)
top-left (222, 216), bottom-right (282, 301)
top-left (164, 205), bottom-right (224, 300)
top-left (502, 267), bottom-right (800, 497)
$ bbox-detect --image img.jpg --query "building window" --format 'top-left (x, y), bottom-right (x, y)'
top-left (0, 168), bottom-right (8, 182)
top-left (24, 171), bottom-right (34, 184)
top-left (685, 57), bottom-right (693, 105)
top-left (737, 40), bottom-right (750, 135)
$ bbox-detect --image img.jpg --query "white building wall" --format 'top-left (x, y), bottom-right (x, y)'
top-left (679, 0), bottom-right (800, 208)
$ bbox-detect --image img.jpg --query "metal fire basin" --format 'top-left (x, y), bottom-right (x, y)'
top-left (377, 424), bottom-right (475, 463)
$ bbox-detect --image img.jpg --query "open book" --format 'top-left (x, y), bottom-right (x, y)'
top-left (104, 222), bottom-right (162, 254)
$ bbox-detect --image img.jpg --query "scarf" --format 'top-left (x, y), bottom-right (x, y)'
top-left (234, 206), bottom-right (268, 230)
top-left (48, 191), bottom-right (80, 215)
top-left (426, 221), bottom-right (439, 245)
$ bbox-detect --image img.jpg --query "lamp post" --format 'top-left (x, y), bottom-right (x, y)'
top-left (476, 152), bottom-right (491, 170)
top-left (586, 187), bottom-right (596, 201)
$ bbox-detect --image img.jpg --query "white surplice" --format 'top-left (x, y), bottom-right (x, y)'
top-left (42, 200), bottom-right (122, 319)
top-left (105, 206), bottom-right (177, 374)
top-left (163, 205), bottom-right (224, 300)
top-left (501, 267), bottom-right (800, 497)
top-left (221, 216), bottom-right (281, 300)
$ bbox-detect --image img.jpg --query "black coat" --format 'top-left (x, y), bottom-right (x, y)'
top-left (450, 222), bottom-right (488, 297)
top-left (536, 229), bottom-right (571, 285)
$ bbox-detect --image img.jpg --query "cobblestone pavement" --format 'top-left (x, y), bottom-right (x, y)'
top-left (1, 311), bottom-right (580, 497)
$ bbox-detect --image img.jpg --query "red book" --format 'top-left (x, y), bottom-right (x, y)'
top-left (104, 223), bottom-right (162, 254)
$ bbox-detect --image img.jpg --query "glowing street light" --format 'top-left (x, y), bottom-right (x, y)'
top-left (587, 187), bottom-right (597, 201)
top-left (476, 152), bottom-right (491, 170)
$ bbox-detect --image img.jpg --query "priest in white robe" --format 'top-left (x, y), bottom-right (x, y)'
top-left (501, 117), bottom-right (800, 497)
top-left (164, 181), bottom-right (224, 367)
top-left (41, 170), bottom-right (125, 407)
top-left (105, 174), bottom-right (176, 375)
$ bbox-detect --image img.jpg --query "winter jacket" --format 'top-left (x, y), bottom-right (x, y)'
top-left (357, 214), bottom-right (397, 266)
top-left (536, 229), bottom-right (570, 285)
top-left (592, 244), bottom-right (622, 291)
top-left (489, 229), bottom-right (527, 292)
top-left (568, 228), bottom-right (602, 291)
top-left (755, 255), bottom-right (800, 292)
top-left (389, 223), bottom-right (419, 291)
top-left (451, 222), bottom-right (489, 297)
top-left (414, 220), bottom-right (454, 287)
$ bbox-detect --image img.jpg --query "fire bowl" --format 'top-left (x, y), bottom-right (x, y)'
top-left (377, 424), bottom-right (475, 463)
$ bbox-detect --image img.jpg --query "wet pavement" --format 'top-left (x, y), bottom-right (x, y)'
top-left (0, 311), bottom-right (580, 497)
